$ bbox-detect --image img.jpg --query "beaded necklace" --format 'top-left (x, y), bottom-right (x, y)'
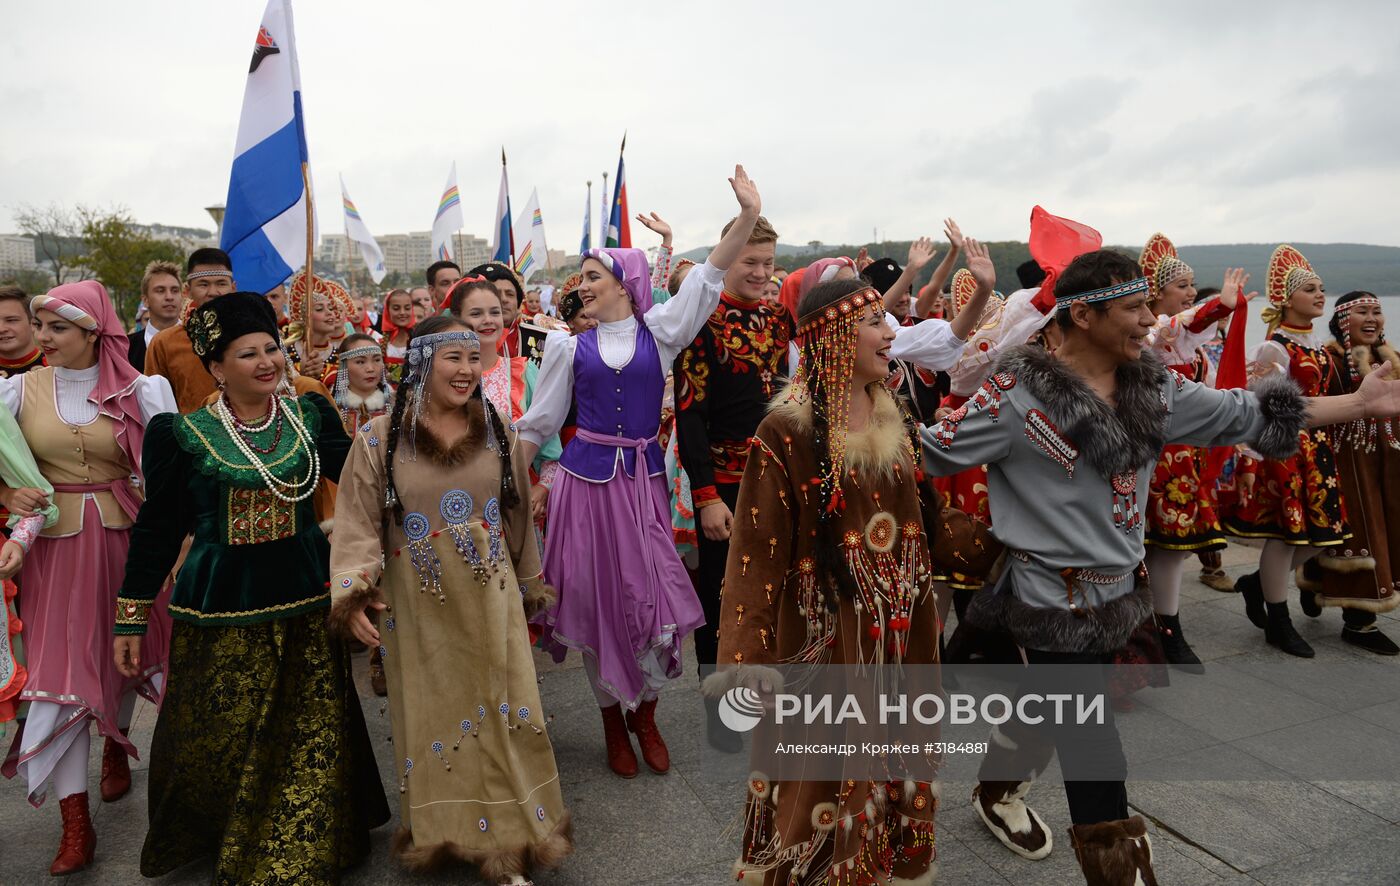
top-left (213, 394), bottom-right (321, 503)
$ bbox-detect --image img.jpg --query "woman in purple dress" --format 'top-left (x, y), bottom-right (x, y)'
top-left (518, 166), bottom-right (761, 778)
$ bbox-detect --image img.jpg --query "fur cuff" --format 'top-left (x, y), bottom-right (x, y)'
top-left (702, 664), bottom-right (786, 699)
top-left (1250, 372), bottom-right (1306, 459)
top-left (1318, 553), bottom-right (1377, 574)
top-left (889, 865), bottom-right (938, 886)
top-left (521, 578), bottom-right (557, 620)
top-left (966, 580), bottom-right (1152, 654)
top-left (326, 573), bottom-right (378, 639)
top-left (391, 811), bottom-right (573, 876)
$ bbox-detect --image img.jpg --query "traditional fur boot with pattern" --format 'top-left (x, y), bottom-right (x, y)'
top-left (1068, 815), bottom-right (1159, 885)
top-left (973, 780), bottom-right (1053, 859)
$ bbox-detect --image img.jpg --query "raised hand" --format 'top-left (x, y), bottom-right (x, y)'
top-left (1359, 361), bottom-right (1400, 419)
top-left (1219, 268), bottom-right (1255, 311)
top-left (907, 236), bottom-right (937, 271)
top-left (856, 246), bottom-right (872, 271)
top-left (964, 238), bottom-right (996, 291)
top-left (944, 218), bottom-right (965, 251)
top-left (729, 165), bottom-right (761, 216)
top-left (635, 212), bottom-right (673, 245)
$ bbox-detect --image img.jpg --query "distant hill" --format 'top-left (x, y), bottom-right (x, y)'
top-left (680, 242), bottom-right (1400, 296)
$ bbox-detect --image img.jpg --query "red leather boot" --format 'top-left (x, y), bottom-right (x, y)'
top-left (600, 704), bottom-right (638, 778)
top-left (625, 698), bottom-right (670, 774)
top-left (100, 730), bottom-right (132, 802)
top-left (50, 792), bottom-right (96, 876)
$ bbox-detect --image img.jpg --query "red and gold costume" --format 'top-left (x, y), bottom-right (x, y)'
top-left (0, 346), bottom-right (43, 379)
top-left (930, 270), bottom-right (992, 530)
top-left (1223, 246), bottom-right (1348, 546)
top-left (282, 272), bottom-right (353, 386)
top-left (1139, 233), bottom-right (1232, 551)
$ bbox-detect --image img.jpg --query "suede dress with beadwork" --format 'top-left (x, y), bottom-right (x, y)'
top-left (328, 402), bottom-right (571, 873)
top-left (711, 386), bottom-right (945, 886)
top-left (116, 393), bottom-right (389, 884)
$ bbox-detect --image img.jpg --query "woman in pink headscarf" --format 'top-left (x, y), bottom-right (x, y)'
top-left (0, 280), bottom-right (176, 876)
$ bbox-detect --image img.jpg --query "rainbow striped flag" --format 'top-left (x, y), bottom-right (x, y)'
top-left (342, 193), bottom-right (362, 222)
top-left (339, 174), bottom-right (386, 283)
top-left (431, 162), bottom-right (464, 260)
top-left (512, 187), bottom-right (548, 281)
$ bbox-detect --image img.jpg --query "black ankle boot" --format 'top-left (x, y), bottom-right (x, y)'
top-left (1264, 601), bottom-right (1315, 658)
top-left (1235, 571), bottom-right (1266, 629)
top-left (1157, 613), bottom-right (1205, 674)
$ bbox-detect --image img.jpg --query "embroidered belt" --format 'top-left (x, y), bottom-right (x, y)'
top-left (1008, 548), bottom-right (1135, 585)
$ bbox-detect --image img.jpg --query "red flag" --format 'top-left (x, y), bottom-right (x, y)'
top-left (1200, 297), bottom-right (1250, 487)
top-left (1027, 206), bottom-right (1103, 311)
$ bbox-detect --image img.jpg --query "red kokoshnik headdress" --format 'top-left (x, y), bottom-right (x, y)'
top-left (1139, 232), bottom-right (1194, 304)
top-left (1262, 244), bottom-right (1320, 329)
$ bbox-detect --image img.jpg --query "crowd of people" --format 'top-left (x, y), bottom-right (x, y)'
top-left (1, 164), bottom-right (1399, 886)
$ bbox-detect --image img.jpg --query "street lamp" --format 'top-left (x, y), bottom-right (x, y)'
top-left (205, 203), bottom-right (226, 244)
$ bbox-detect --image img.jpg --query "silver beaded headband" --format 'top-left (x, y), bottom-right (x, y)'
top-left (1056, 276), bottom-right (1150, 306)
top-left (186, 268), bottom-right (232, 280)
top-left (1335, 295), bottom-right (1381, 315)
top-left (402, 329), bottom-right (494, 457)
top-left (332, 344), bottom-right (390, 407)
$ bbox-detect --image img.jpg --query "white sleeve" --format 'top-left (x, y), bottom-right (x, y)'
top-left (516, 330), bottom-right (577, 447)
top-left (947, 288), bottom-right (1053, 396)
top-left (1146, 302), bottom-right (1219, 366)
top-left (136, 374), bottom-right (178, 424)
top-left (888, 317), bottom-right (966, 372)
top-left (0, 376), bottom-right (20, 418)
top-left (643, 259), bottom-right (726, 365)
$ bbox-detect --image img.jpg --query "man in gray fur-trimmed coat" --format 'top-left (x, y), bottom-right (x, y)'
top-left (921, 249), bottom-right (1400, 885)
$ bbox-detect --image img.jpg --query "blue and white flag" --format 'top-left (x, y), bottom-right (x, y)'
top-left (220, 0), bottom-right (314, 295)
top-left (491, 149), bottom-right (514, 265)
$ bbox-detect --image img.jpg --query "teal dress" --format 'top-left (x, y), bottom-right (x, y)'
top-left (117, 393), bottom-right (389, 884)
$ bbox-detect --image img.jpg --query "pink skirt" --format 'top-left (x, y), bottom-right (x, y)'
top-left (2, 498), bottom-right (170, 805)
top-left (537, 468), bottom-right (704, 709)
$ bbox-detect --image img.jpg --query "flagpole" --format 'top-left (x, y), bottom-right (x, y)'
top-left (302, 162), bottom-right (314, 349)
top-left (601, 171), bottom-right (608, 246)
top-left (502, 148), bottom-right (515, 268)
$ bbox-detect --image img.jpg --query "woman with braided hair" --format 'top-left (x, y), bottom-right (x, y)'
top-left (1298, 292), bottom-right (1400, 654)
top-left (328, 316), bottom-right (570, 883)
top-left (709, 272), bottom-right (1000, 885)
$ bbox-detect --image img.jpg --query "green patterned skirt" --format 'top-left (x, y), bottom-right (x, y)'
top-left (141, 611), bottom-right (390, 884)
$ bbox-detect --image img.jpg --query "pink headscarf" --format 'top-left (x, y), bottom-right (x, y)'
top-left (797, 256), bottom-right (858, 306)
top-left (583, 247), bottom-right (653, 314)
top-left (30, 281), bottom-right (148, 482)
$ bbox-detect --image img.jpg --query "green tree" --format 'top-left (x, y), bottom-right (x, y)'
top-left (78, 207), bottom-right (185, 323)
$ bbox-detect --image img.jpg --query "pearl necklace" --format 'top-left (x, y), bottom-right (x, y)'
top-left (228, 394), bottom-right (277, 433)
top-left (214, 396), bottom-right (321, 503)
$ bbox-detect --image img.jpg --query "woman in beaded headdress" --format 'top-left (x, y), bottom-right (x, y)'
top-left (1223, 245), bottom-right (1349, 658)
top-left (0, 281), bottom-right (176, 876)
top-left (328, 332), bottom-right (394, 436)
top-left (1296, 292), bottom-right (1400, 654)
top-left (283, 270), bottom-right (353, 384)
top-left (516, 166), bottom-right (758, 779)
top-left (710, 272), bottom-right (997, 885)
top-left (1135, 233), bottom-right (1253, 671)
top-left (328, 316), bottom-right (571, 883)
top-left (113, 292), bottom-right (389, 882)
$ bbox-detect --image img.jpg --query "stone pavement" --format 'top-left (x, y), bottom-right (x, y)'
top-left (3, 540), bottom-right (1399, 885)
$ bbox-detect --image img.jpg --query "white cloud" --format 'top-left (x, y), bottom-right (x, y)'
top-left (2, 0), bottom-right (1398, 257)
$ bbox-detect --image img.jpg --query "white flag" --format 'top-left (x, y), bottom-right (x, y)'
top-left (431, 162), bottom-right (463, 261)
top-left (512, 188), bottom-right (549, 282)
top-left (340, 175), bottom-right (386, 284)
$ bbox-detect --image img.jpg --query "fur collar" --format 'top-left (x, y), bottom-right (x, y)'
top-left (996, 345), bottom-right (1167, 477)
top-left (769, 381), bottom-right (911, 480)
top-left (344, 388), bottom-right (387, 411)
top-left (1326, 340), bottom-right (1400, 382)
top-left (410, 399), bottom-right (488, 467)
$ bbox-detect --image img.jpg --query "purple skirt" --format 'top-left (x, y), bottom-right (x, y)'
top-left (538, 466), bottom-right (703, 709)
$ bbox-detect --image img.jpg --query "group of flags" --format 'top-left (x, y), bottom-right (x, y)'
top-left (220, 0), bottom-right (631, 295)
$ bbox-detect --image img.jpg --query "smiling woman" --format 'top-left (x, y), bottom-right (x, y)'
top-left (0, 280), bottom-right (176, 877)
top-left (113, 292), bottom-right (390, 882)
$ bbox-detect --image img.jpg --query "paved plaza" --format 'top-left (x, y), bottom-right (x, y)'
top-left (3, 540), bottom-right (1399, 885)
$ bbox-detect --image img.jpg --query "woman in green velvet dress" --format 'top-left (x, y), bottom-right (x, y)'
top-left (113, 293), bottom-right (389, 884)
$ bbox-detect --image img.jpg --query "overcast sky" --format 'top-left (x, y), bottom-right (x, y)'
top-left (4, 0), bottom-right (1398, 255)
